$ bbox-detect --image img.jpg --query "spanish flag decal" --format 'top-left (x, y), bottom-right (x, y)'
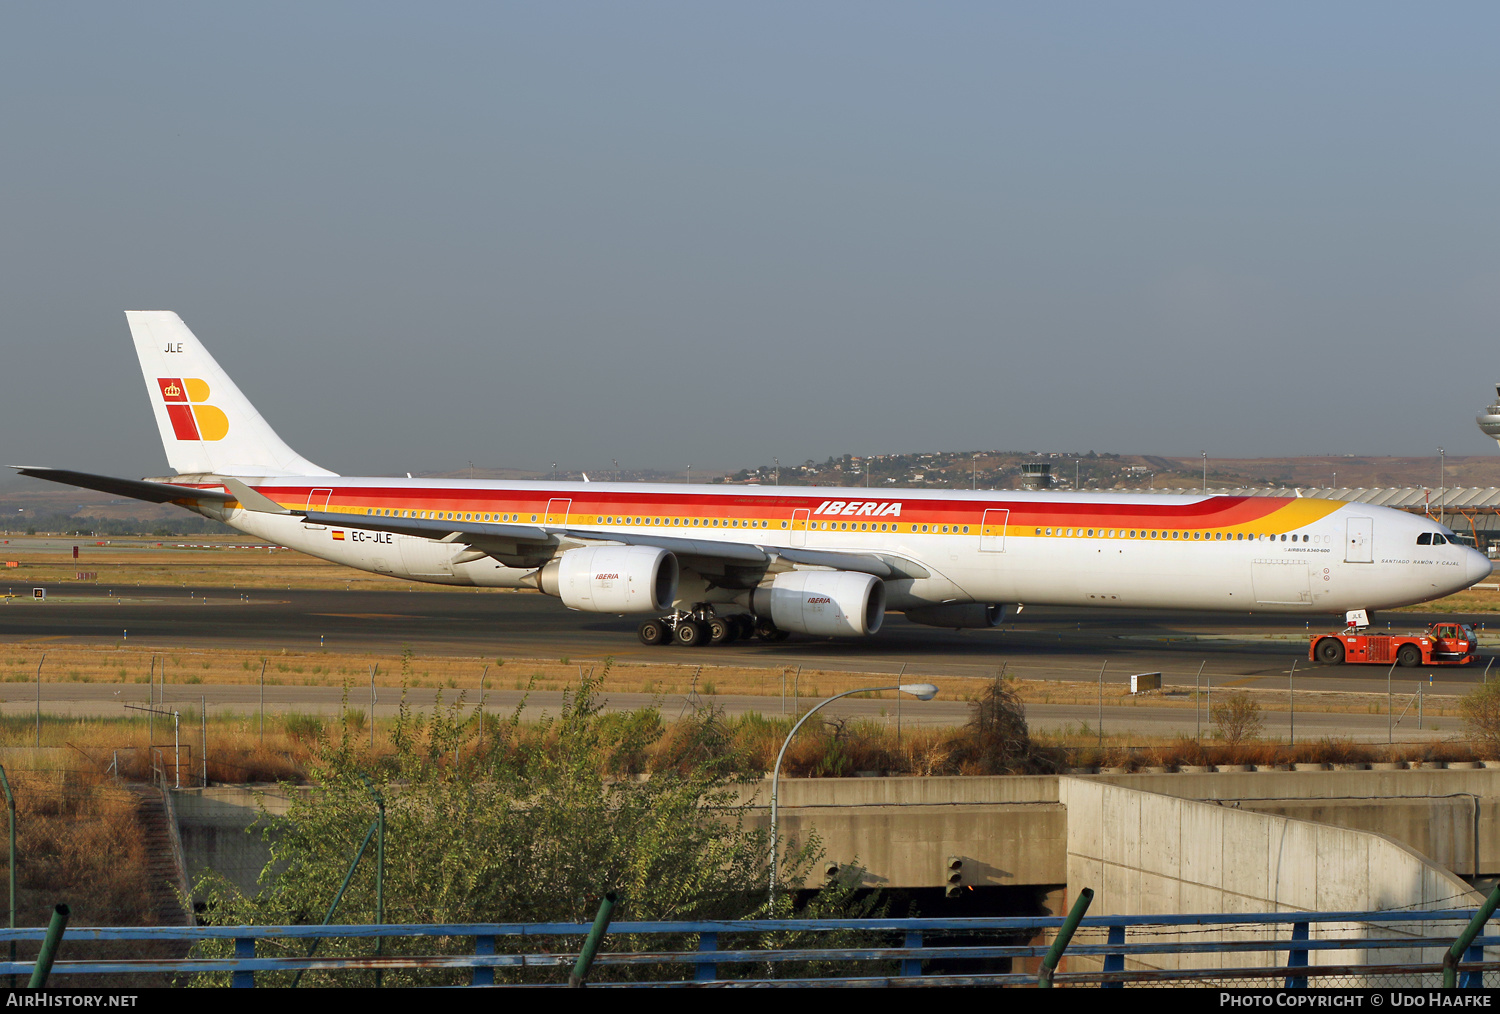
top-left (332, 531), bottom-right (345, 541)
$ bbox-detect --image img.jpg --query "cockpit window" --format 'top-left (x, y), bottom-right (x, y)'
top-left (1417, 533), bottom-right (1432, 545)
top-left (1434, 533), bottom-right (1449, 545)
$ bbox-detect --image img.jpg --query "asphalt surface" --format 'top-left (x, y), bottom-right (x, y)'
top-left (0, 584), bottom-right (1484, 740)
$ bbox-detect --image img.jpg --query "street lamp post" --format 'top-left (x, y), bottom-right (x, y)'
top-left (1202, 451), bottom-right (1207, 492)
top-left (769, 683), bottom-right (938, 898)
top-left (774, 457), bottom-right (780, 485)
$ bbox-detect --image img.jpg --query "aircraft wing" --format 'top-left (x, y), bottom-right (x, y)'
top-left (12, 466), bottom-right (236, 504)
top-left (297, 509), bottom-right (910, 577)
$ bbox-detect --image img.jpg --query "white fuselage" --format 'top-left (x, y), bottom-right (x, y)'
top-left (203, 478), bottom-right (1490, 616)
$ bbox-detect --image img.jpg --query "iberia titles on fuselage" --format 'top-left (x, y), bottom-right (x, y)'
top-left (14, 311), bottom-right (1492, 644)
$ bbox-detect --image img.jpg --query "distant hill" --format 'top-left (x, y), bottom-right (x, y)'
top-left (717, 451), bottom-right (1500, 492)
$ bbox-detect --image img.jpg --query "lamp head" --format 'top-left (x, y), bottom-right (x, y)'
top-left (898, 683), bottom-right (939, 701)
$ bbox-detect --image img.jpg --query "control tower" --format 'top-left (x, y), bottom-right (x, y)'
top-left (1479, 384), bottom-right (1500, 448)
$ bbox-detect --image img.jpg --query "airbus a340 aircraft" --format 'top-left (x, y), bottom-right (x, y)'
top-left (16, 312), bottom-right (1492, 647)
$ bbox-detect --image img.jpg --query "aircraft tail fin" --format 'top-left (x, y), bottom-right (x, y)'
top-left (126, 311), bottom-right (336, 477)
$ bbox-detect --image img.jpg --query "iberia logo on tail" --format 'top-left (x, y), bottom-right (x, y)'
top-left (157, 378), bottom-right (228, 441)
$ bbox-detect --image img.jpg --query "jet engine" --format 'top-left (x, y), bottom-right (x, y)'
top-left (903, 603), bottom-right (1005, 629)
top-left (751, 571), bottom-right (885, 637)
top-left (537, 545), bottom-right (678, 613)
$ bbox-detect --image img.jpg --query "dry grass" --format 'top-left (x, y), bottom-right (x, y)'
top-left (1041, 733), bottom-right (1489, 770)
top-left (0, 640), bottom-right (1474, 729)
top-left (0, 760), bottom-right (181, 986)
top-left (0, 641), bottom-right (993, 704)
top-left (0, 539), bottom-right (508, 592)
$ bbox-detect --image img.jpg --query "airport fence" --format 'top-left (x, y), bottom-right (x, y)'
top-left (5, 909), bottom-right (1500, 987)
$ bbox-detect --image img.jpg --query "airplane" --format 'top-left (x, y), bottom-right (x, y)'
top-left (14, 311), bottom-right (1493, 648)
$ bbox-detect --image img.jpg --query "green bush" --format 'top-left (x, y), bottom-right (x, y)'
top-left (190, 666), bottom-right (855, 985)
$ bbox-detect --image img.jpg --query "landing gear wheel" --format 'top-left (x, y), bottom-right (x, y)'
top-left (731, 615), bottom-right (756, 640)
top-left (675, 620), bottom-right (710, 647)
top-left (637, 619), bottom-right (669, 646)
top-left (1315, 638), bottom-right (1345, 665)
top-left (707, 617), bottom-right (739, 645)
top-left (1396, 643), bottom-right (1422, 668)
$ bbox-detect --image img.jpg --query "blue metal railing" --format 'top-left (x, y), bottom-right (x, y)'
top-left (1, 909), bottom-right (1495, 987)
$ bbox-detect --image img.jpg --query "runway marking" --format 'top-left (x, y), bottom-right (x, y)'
top-left (309, 613), bottom-right (412, 620)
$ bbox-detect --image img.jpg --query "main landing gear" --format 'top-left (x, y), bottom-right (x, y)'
top-left (637, 610), bottom-right (791, 647)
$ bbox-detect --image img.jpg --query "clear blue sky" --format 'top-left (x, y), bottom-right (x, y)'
top-left (3, 2), bottom-right (1497, 477)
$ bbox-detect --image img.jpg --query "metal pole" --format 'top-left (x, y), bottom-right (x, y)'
top-left (1288, 658), bottom-right (1296, 745)
top-left (1388, 660), bottom-right (1396, 743)
top-left (27, 905), bottom-right (68, 988)
top-left (1444, 882), bottom-right (1500, 987)
top-left (374, 783), bottom-right (385, 988)
top-left (897, 663), bottom-right (906, 747)
top-left (1419, 682), bottom-right (1424, 730)
top-left (173, 711), bottom-right (180, 789)
top-left (479, 664), bottom-right (488, 754)
top-left (1097, 660), bottom-right (1107, 746)
top-left (0, 766), bottom-right (15, 987)
top-left (34, 654), bottom-right (45, 748)
top-left (568, 892), bottom-right (618, 987)
top-left (259, 659), bottom-right (266, 743)
top-left (1195, 661), bottom-right (1205, 740)
top-left (1440, 448), bottom-right (1446, 528)
top-left (1038, 888), bottom-right (1094, 988)
top-left (369, 664), bottom-right (377, 750)
top-left (291, 816), bottom-right (380, 988)
top-left (201, 695), bottom-right (207, 787)
top-left (150, 655), bottom-right (156, 744)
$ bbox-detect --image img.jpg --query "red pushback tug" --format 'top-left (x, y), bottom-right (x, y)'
top-left (1309, 610), bottom-right (1476, 668)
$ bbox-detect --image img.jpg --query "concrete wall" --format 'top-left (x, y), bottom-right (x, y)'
top-left (170, 770), bottom-right (1500, 901)
top-left (1058, 776), bottom-right (1484, 980)
top-left (1095, 770), bottom-right (1500, 877)
top-left (173, 785), bottom-right (293, 895)
top-left (739, 775), bottom-right (1064, 889)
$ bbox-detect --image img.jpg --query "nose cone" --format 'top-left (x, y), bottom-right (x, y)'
top-left (1467, 548), bottom-right (1493, 587)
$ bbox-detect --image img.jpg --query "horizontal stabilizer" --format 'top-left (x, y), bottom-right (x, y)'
top-left (13, 467), bottom-right (235, 504)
